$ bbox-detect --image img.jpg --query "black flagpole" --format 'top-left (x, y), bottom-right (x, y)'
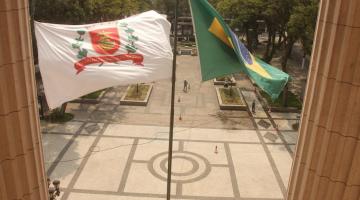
top-left (166, 0), bottom-right (179, 199)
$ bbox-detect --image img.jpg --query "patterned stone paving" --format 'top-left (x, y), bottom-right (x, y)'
top-left (41, 56), bottom-right (299, 200)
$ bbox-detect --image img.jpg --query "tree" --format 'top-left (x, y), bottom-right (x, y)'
top-left (262, 0), bottom-right (294, 62)
top-left (152, 0), bottom-right (189, 18)
top-left (288, 1), bottom-right (319, 55)
top-left (32, 0), bottom-right (153, 24)
top-left (216, 0), bottom-right (265, 52)
top-left (281, 0), bottom-right (318, 106)
top-left (152, 0), bottom-right (175, 16)
top-left (214, 0), bottom-right (318, 106)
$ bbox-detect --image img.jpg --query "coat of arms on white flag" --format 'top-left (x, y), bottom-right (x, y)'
top-left (35, 11), bottom-right (173, 109)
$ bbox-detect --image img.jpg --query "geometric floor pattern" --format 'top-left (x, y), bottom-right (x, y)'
top-left (41, 56), bottom-right (299, 200)
top-left (43, 123), bottom-right (294, 200)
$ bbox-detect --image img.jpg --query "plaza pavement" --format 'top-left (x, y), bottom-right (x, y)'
top-left (41, 55), bottom-right (300, 200)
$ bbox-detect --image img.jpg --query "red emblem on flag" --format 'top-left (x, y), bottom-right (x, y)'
top-left (72, 25), bottom-right (144, 74)
top-left (89, 28), bottom-right (120, 55)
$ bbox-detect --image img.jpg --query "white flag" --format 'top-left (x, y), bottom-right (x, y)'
top-left (35, 11), bottom-right (173, 109)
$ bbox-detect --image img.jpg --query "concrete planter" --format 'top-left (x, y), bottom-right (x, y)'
top-left (215, 87), bottom-right (247, 111)
top-left (120, 84), bottom-right (153, 106)
top-left (213, 76), bottom-right (236, 86)
top-left (180, 48), bottom-right (192, 55)
top-left (178, 48), bottom-right (197, 56)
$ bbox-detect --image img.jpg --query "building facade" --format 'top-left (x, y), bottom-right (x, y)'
top-left (287, 0), bottom-right (360, 199)
top-left (0, 0), bottom-right (48, 199)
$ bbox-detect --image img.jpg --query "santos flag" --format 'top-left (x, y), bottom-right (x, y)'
top-left (35, 11), bottom-right (173, 109)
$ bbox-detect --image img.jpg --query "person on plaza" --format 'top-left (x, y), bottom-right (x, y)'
top-left (183, 80), bottom-right (188, 92)
top-left (252, 100), bottom-right (256, 114)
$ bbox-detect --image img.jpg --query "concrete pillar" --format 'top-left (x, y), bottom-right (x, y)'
top-left (287, 0), bottom-right (360, 199)
top-left (0, 0), bottom-right (48, 199)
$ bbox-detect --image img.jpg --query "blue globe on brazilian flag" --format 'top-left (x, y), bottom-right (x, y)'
top-left (189, 0), bottom-right (290, 99)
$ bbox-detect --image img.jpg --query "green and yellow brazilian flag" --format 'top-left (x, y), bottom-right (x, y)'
top-left (189, 0), bottom-right (290, 99)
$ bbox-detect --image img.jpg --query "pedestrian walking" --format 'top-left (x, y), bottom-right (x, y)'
top-left (251, 100), bottom-right (256, 114)
top-left (183, 80), bottom-right (188, 92)
top-left (187, 82), bottom-right (190, 91)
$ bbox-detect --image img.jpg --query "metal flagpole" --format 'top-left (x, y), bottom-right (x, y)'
top-left (166, 0), bottom-right (179, 199)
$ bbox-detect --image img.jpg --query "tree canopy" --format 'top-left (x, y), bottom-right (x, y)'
top-left (287, 1), bottom-right (319, 55)
top-left (30, 0), bottom-right (319, 105)
top-left (31, 0), bottom-right (318, 55)
top-left (212, 0), bottom-right (319, 105)
top-left (214, 0), bottom-right (318, 57)
top-left (32, 0), bottom-right (152, 24)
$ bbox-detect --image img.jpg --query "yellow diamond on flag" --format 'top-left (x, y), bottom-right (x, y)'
top-left (208, 18), bottom-right (233, 48)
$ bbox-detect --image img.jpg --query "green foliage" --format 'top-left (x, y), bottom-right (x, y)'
top-left (216, 0), bottom-right (275, 52)
top-left (124, 85), bottom-right (150, 101)
top-left (214, 0), bottom-right (318, 56)
top-left (216, 0), bottom-right (262, 30)
top-left (122, 23), bottom-right (139, 53)
top-left (128, 35), bottom-right (139, 41)
top-left (33, 0), bottom-right (154, 24)
top-left (77, 49), bottom-right (88, 59)
top-left (125, 44), bottom-right (137, 53)
top-left (263, 0), bottom-right (293, 29)
top-left (82, 90), bottom-right (104, 99)
top-left (287, 1), bottom-right (319, 54)
top-left (72, 31), bottom-right (87, 59)
top-left (260, 90), bottom-right (302, 109)
top-left (152, 0), bottom-right (190, 17)
top-left (219, 88), bottom-right (244, 105)
top-left (45, 110), bottom-right (74, 123)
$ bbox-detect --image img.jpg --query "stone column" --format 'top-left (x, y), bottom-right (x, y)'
top-left (287, 0), bottom-right (360, 199)
top-left (0, 0), bottom-right (48, 200)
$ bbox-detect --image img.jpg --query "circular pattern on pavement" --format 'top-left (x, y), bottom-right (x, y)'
top-left (148, 151), bottom-right (211, 183)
